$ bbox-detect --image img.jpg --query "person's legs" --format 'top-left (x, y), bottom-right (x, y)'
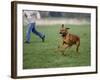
top-left (25, 23), bottom-right (33, 43)
top-left (32, 23), bottom-right (45, 42)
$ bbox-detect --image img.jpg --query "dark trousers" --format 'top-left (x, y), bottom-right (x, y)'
top-left (26, 23), bottom-right (44, 42)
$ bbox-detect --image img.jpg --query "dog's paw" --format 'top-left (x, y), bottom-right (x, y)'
top-left (58, 45), bottom-right (60, 48)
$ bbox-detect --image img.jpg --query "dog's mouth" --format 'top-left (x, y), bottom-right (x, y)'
top-left (62, 33), bottom-right (67, 37)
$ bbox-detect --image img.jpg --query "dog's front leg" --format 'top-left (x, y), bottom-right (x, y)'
top-left (58, 39), bottom-right (64, 49)
top-left (60, 44), bottom-right (69, 56)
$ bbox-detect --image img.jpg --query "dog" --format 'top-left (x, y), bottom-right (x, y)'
top-left (58, 24), bottom-right (80, 55)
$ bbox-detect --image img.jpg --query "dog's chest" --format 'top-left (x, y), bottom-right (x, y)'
top-left (62, 34), bottom-right (77, 45)
top-left (63, 34), bottom-right (70, 43)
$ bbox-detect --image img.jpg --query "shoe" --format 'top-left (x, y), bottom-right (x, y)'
top-left (25, 41), bottom-right (30, 44)
top-left (42, 35), bottom-right (45, 42)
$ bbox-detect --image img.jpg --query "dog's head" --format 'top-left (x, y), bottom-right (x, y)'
top-left (59, 24), bottom-right (70, 36)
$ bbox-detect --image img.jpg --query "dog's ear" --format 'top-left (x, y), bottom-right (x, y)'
top-left (61, 24), bottom-right (64, 28)
top-left (66, 28), bottom-right (70, 30)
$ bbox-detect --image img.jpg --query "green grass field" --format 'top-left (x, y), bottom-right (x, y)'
top-left (23, 24), bottom-right (91, 69)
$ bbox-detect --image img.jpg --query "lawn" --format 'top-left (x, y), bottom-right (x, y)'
top-left (23, 24), bottom-right (91, 69)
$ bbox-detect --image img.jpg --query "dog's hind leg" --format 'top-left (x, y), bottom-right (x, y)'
top-left (76, 41), bottom-right (80, 53)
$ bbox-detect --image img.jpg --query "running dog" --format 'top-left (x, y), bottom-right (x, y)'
top-left (58, 24), bottom-right (80, 55)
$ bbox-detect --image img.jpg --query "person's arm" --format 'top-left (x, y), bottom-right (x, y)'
top-left (24, 13), bottom-right (27, 18)
top-left (36, 11), bottom-right (41, 19)
top-left (23, 11), bottom-right (29, 24)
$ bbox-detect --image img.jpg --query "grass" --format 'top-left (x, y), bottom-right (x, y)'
top-left (23, 24), bottom-right (91, 69)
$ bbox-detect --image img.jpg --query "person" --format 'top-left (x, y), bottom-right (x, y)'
top-left (23, 11), bottom-right (45, 43)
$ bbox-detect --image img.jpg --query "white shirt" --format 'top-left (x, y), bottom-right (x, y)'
top-left (23, 11), bottom-right (36, 23)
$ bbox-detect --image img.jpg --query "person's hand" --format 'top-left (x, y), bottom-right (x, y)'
top-left (24, 13), bottom-right (27, 18)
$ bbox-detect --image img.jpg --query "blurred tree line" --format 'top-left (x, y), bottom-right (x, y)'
top-left (39, 11), bottom-right (90, 20)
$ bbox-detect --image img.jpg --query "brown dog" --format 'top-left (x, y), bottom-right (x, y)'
top-left (58, 24), bottom-right (80, 55)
